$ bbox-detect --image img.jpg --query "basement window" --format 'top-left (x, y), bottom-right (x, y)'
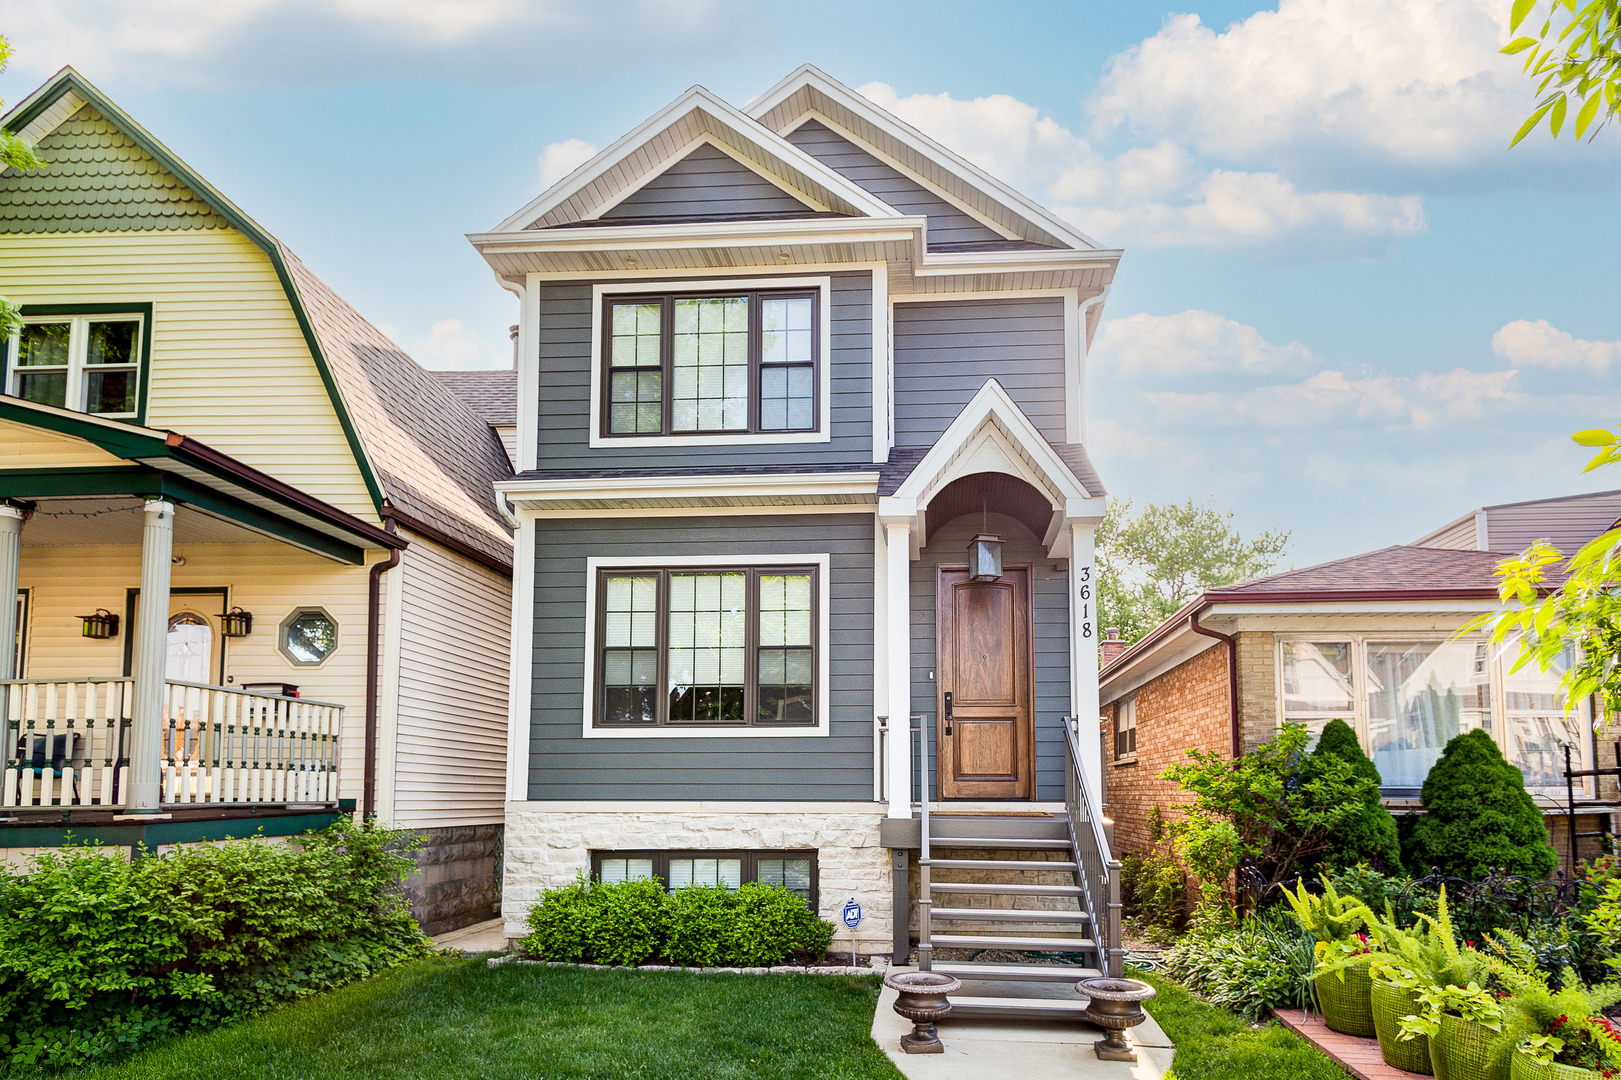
top-left (592, 850), bottom-right (817, 905)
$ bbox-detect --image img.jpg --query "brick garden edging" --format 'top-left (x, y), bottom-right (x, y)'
top-left (1274, 1008), bottom-right (1430, 1080)
top-left (486, 955), bottom-right (888, 976)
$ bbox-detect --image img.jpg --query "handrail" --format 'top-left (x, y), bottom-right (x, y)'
top-left (161, 679), bottom-right (345, 710)
top-left (1063, 716), bottom-right (1123, 977)
top-left (915, 713), bottom-right (932, 972)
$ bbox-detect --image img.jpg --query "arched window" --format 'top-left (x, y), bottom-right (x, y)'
top-left (166, 612), bottom-right (213, 684)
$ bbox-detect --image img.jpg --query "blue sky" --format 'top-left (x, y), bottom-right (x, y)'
top-left (3, 0), bottom-right (1618, 566)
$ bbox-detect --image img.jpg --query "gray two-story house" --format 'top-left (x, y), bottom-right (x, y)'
top-left (467, 67), bottom-right (1123, 992)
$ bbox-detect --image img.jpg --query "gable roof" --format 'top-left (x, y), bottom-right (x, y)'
top-left (749, 65), bottom-right (1102, 252)
top-left (490, 84), bottom-right (899, 233)
top-left (3, 68), bottom-right (512, 568)
top-left (1204, 545), bottom-right (1530, 601)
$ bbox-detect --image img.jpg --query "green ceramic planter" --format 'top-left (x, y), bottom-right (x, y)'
top-left (1508, 1047), bottom-right (1602, 1080)
top-left (1435, 1013), bottom-right (1508, 1080)
top-left (1316, 962), bottom-right (1376, 1038)
top-left (1372, 979), bottom-right (1434, 1075)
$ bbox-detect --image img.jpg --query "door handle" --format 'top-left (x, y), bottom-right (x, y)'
top-left (943, 692), bottom-right (953, 736)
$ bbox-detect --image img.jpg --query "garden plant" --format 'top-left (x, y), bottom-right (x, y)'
top-left (1281, 877), bottom-right (1379, 1036)
top-left (1403, 730), bottom-right (1559, 882)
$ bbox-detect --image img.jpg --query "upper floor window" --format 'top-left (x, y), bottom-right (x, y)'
top-left (4, 313), bottom-right (144, 419)
top-left (600, 288), bottom-right (819, 439)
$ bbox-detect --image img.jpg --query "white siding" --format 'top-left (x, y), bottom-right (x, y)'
top-left (389, 531), bottom-right (510, 827)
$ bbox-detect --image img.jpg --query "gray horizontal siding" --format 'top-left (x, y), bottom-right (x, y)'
top-left (892, 297), bottom-right (1067, 446)
top-left (527, 514), bottom-right (875, 801)
top-left (1485, 493), bottom-right (1621, 554)
top-left (535, 272), bottom-right (873, 469)
top-left (786, 119), bottom-right (1002, 247)
top-left (601, 143), bottom-right (816, 219)
top-left (909, 513), bottom-right (1071, 801)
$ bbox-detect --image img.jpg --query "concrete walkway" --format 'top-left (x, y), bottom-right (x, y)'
top-left (871, 974), bottom-right (1174, 1080)
top-left (431, 918), bottom-right (507, 955)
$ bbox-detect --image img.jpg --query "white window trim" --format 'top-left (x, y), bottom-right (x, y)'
top-left (6, 313), bottom-right (143, 419)
top-left (1273, 632), bottom-right (1594, 796)
top-left (587, 276), bottom-right (833, 448)
top-left (581, 552), bottom-right (832, 739)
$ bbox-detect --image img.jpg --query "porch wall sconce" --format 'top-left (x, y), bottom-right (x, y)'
top-left (80, 609), bottom-right (119, 640)
top-left (968, 533), bottom-right (1004, 582)
top-left (218, 607), bottom-right (254, 638)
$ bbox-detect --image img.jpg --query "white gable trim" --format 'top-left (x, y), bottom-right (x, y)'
top-left (589, 132), bottom-right (836, 219)
top-left (490, 85), bottom-right (900, 233)
top-left (748, 65), bottom-right (1104, 252)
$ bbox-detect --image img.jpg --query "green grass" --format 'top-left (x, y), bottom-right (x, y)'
top-left (36, 957), bottom-right (903, 1080)
top-left (1134, 970), bottom-right (1350, 1080)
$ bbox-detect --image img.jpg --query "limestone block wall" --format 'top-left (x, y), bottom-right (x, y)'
top-left (503, 805), bottom-right (892, 957)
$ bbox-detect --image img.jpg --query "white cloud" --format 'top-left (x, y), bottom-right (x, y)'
top-left (1092, 0), bottom-right (1525, 167)
top-left (536, 138), bottom-right (598, 189)
top-left (0, 0), bottom-right (758, 86)
top-left (389, 318), bottom-right (509, 370)
top-left (1492, 319), bottom-right (1621, 373)
top-left (1091, 310), bottom-right (1319, 378)
top-left (858, 81), bottom-right (1425, 254)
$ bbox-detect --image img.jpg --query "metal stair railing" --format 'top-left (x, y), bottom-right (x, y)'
top-left (915, 713), bottom-right (932, 971)
top-left (1063, 716), bottom-right (1123, 977)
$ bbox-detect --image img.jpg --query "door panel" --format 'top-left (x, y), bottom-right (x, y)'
top-left (937, 565), bottom-right (1033, 799)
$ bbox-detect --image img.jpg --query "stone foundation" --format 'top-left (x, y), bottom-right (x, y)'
top-left (503, 804), bottom-right (892, 958)
top-left (403, 823), bottom-right (502, 936)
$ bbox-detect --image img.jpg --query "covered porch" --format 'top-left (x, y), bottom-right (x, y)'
top-left (0, 399), bottom-right (405, 829)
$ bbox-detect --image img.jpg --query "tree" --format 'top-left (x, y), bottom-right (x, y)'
top-left (1097, 497), bottom-right (1290, 644)
top-left (0, 33), bottom-right (45, 341)
top-left (1311, 719), bottom-right (1404, 875)
top-left (1504, 0), bottom-right (1621, 146)
top-left (1404, 729), bottom-right (1559, 880)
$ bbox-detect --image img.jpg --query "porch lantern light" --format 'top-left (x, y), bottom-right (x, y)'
top-left (219, 607), bottom-right (254, 638)
top-left (967, 534), bottom-right (1004, 582)
top-left (80, 609), bottom-right (119, 640)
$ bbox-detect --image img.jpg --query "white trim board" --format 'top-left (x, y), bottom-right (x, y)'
top-left (586, 276), bottom-right (834, 448)
top-left (579, 553), bottom-right (833, 740)
top-left (506, 800), bottom-right (887, 814)
top-left (588, 132), bottom-right (837, 220)
top-left (505, 517), bottom-right (538, 801)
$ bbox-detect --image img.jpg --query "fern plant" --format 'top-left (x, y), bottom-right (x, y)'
top-left (1487, 928), bottom-right (1621, 1071)
top-left (1281, 877), bottom-right (1374, 943)
top-left (1359, 887), bottom-right (1497, 1042)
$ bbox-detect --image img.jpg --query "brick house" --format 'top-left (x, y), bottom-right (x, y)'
top-left (1098, 495), bottom-right (1621, 872)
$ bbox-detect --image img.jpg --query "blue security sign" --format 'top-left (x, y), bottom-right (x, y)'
top-left (842, 899), bottom-right (862, 929)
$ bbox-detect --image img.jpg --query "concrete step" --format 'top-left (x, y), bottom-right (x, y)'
top-left (932, 837), bottom-right (1073, 851)
top-left (932, 907), bottom-right (1090, 923)
top-left (932, 960), bottom-right (1100, 983)
top-left (929, 858), bottom-right (1078, 872)
top-left (929, 932), bottom-right (1096, 952)
top-left (943, 994), bottom-right (1096, 1022)
top-left (930, 881), bottom-right (1085, 897)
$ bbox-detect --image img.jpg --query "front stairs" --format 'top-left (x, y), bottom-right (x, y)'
top-left (921, 811), bottom-right (1103, 1022)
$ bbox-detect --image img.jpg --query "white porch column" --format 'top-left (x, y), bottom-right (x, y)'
top-left (0, 506), bottom-right (23, 684)
top-left (127, 499), bottom-right (174, 813)
top-left (1069, 519), bottom-right (1102, 806)
top-left (883, 519), bottom-right (913, 818)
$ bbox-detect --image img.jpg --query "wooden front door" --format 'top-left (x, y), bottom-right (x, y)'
top-left (936, 565), bottom-right (1033, 799)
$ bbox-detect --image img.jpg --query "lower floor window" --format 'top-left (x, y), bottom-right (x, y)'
top-left (593, 849), bottom-right (817, 904)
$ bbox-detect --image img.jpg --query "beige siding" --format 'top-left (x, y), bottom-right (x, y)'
top-left (0, 421), bottom-right (127, 469)
top-left (389, 531), bottom-right (509, 827)
top-left (17, 542), bottom-right (374, 805)
top-left (494, 425), bottom-right (517, 469)
top-left (1417, 516), bottom-right (1480, 550)
top-left (0, 231), bottom-right (374, 519)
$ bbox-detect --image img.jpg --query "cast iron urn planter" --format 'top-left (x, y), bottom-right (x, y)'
top-left (885, 971), bottom-right (962, 1054)
top-left (1078, 976), bottom-right (1157, 1062)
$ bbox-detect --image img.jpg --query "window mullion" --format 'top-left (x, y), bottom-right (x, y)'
top-left (744, 569), bottom-right (759, 727)
top-left (70, 317), bottom-right (87, 413)
top-left (748, 292), bottom-right (761, 434)
top-left (655, 569), bottom-right (670, 726)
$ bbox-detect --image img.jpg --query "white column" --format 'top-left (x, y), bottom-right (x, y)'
top-left (0, 506), bottom-right (23, 684)
top-left (1069, 520), bottom-right (1102, 806)
top-left (127, 499), bottom-right (175, 813)
top-left (884, 520), bottom-right (912, 818)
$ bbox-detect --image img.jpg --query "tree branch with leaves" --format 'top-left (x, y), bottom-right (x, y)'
top-left (1504, 0), bottom-right (1621, 145)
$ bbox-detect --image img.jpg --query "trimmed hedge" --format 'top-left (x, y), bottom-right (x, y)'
top-left (525, 875), bottom-right (835, 967)
top-left (0, 821), bottom-right (431, 1068)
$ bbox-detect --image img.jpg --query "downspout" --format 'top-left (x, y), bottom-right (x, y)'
top-left (1189, 606), bottom-right (1241, 760)
top-left (364, 517), bottom-right (401, 820)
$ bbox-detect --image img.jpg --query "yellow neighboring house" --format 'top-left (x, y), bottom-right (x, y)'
top-left (0, 68), bottom-right (514, 934)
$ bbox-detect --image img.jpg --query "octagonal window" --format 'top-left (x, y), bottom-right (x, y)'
top-left (279, 607), bottom-right (337, 666)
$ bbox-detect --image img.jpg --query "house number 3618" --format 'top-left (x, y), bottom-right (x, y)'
top-left (1078, 565), bottom-right (1092, 638)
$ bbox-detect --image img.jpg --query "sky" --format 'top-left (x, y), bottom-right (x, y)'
top-left (2, 0), bottom-right (1618, 567)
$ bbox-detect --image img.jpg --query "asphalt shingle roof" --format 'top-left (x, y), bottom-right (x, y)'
top-left (432, 369), bottom-right (518, 428)
top-left (1205, 545), bottom-right (1534, 597)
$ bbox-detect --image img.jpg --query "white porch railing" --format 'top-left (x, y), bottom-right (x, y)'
top-left (2, 678), bottom-right (342, 811)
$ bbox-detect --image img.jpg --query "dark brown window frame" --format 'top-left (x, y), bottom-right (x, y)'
top-left (1114, 695), bottom-right (1137, 759)
top-left (593, 564), bottom-right (820, 729)
top-left (590, 848), bottom-right (820, 909)
top-left (599, 288), bottom-right (821, 438)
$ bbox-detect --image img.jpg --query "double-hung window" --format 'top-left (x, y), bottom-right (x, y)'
top-left (1113, 696), bottom-right (1136, 760)
top-left (4, 313), bottom-right (143, 419)
top-left (602, 289), bottom-right (818, 437)
top-left (595, 565), bottom-right (817, 728)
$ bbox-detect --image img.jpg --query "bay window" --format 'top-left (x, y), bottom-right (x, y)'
top-left (5, 312), bottom-right (144, 419)
top-left (1366, 640), bottom-right (1492, 790)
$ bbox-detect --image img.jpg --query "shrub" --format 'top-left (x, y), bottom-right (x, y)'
top-left (664, 885), bottom-right (736, 967)
top-left (1404, 729), bottom-right (1558, 881)
top-left (1312, 719), bottom-right (1404, 875)
top-left (1122, 851), bottom-right (1188, 942)
top-left (1322, 864), bottom-right (1411, 915)
top-left (1160, 909), bottom-right (1316, 1020)
top-left (0, 821), bottom-right (430, 1068)
top-left (587, 879), bottom-right (670, 967)
top-left (524, 873), bottom-right (594, 962)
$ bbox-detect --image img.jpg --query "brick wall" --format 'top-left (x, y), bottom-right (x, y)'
top-left (1104, 644), bottom-right (1233, 855)
top-left (1235, 631), bottom-right (1276, 753)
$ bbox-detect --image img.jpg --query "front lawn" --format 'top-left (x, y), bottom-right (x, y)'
top-left (34, 957), bottom-right (902, 1080)
top-left (1133, 970), bottom-right (1348, 1080)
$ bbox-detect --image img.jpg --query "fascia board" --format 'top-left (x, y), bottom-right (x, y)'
top-left (917, 247), bottom-right (1124, 272)
top-left (488, 85), bottom-right (898, 233)
top-left (468, 216), bottom-right (922, 253)
top-left (746, 65), bottom-right (1108, 252)
top-left (498, 473), bottom-right (880, 502)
